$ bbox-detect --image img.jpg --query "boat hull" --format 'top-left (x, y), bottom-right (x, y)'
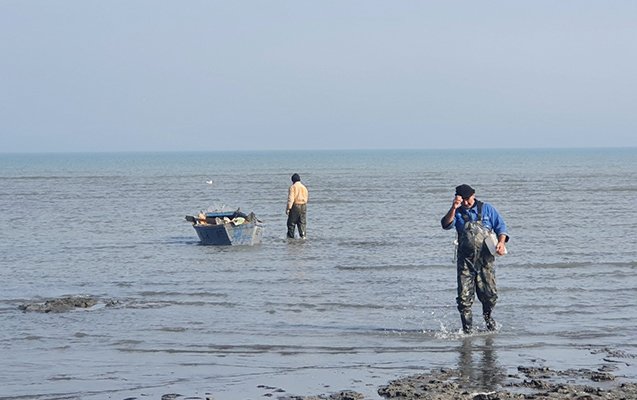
top-left (193, 221), bottom-right (263, 245)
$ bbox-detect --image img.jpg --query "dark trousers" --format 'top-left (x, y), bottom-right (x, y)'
top-left (287, 204), bottom-right (306, 238)
top-left (456, 247), bottom-right (497, 315)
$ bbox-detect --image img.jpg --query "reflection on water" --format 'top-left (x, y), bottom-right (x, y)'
top-left (457, 335), bottom-right (505, 391)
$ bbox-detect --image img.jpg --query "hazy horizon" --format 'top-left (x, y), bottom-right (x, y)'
top-left (3, 146), bottom-right (635, 157)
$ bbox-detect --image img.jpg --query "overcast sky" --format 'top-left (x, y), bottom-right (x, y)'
top-left (1, 1), bottom-right (636, 153)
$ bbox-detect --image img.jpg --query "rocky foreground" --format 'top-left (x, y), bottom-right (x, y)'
top-left (370, 366), bottom-right (637, 400)
top-left (146, 365), bottom-right (637, 400)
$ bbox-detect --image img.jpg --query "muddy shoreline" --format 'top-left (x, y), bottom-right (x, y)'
top-left (17, 297), bottom-right (637, 399)
top-left (133, 360), bottom-right (637, 400)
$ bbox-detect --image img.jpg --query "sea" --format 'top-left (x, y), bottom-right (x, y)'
top-left (0, 148), bottom-right (635, 400)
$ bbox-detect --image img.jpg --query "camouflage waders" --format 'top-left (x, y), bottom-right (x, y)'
top-left (456, 202), bottom-right (498, 333)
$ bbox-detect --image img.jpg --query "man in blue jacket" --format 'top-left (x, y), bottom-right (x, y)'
top-left (441, 184), bottom-right (509, 334)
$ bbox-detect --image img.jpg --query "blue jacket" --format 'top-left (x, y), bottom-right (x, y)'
top-left (442, 200), bottom-right (509, 240)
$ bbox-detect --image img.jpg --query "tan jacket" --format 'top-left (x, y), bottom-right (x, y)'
top-left (287, 181), bottom-right (308, 211)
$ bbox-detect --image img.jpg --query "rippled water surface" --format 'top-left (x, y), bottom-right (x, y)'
top-left (1, 149), bottom-right (636, 399)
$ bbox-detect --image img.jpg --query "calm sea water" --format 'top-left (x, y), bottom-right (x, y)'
top-left (1, 149), bottom-right (635, 399)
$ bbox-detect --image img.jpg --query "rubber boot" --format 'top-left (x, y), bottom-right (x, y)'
top-left (460, 311), bottom-right (473, 334)
top-left (483, 310), bottom-right (496, 331)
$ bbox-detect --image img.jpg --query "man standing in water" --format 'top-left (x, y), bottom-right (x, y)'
top-left (441, 184), bottom-right (509, 334)
top-left (286, 173), bottom-right (308, 239)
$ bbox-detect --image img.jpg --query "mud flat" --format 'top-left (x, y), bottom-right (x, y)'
top-left (18, 295), bottom-right (99, 313)
top-left (140, 362), bottom-right (637, 400)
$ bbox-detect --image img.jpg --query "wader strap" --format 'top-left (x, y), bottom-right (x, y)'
top-left (461, 200), bottom-right (483, 223)
top-left (477, 200), bottom-right (482, 221)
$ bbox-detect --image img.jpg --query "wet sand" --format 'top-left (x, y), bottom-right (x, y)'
top-left (139, 351), bottom-right (637, 400)
top-left (18, 297), bottom-right (637, 400)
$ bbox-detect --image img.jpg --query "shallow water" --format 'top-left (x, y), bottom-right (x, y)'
top-left (0, 149), bottom-right (636, 399)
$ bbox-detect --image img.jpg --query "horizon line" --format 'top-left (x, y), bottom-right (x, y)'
top-left (1, 145), bottom-right (635, 156)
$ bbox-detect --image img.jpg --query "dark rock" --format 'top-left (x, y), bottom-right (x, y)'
top-left (374, 367), bottom-right (636, 400)
top-left (589, 372), bottom-right (614, 382)
top-left (19, 296), bottom-right (98, 313)
top-left (328, 390), bottom-right (364, 400)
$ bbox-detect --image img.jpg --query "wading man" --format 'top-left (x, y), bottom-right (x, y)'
top-left (441, 184), bottom-right (509, 334)
top-left (286, 173), bottom-right (308, 239)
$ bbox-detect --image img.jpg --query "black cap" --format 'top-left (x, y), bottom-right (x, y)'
top-left (455, 184), bottom-right (475, 198)
top-left (291, 173), bottom-right (301, 182)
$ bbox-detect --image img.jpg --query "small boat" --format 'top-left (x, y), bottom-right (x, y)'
top-left (185, 209), bottom-right (264, 245)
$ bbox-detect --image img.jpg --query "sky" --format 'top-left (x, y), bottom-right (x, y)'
top-left (1, 1), bottom-right (636, 153)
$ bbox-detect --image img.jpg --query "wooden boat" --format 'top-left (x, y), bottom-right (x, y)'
top-left (185, 210), bottom-right (264, 245)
